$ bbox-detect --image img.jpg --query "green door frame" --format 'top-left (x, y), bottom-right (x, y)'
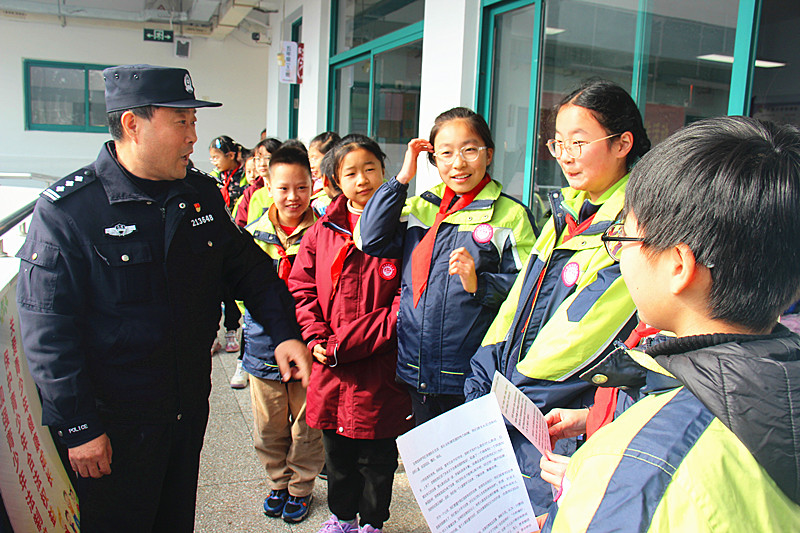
top-left (288, 17), bottom-right (302, 139)
top-left (729, 0), bottom-right (761, 116)
top-left (327, 21), bottom-right (424, 134)
top-left (476, 0), bottom-right (544, 207)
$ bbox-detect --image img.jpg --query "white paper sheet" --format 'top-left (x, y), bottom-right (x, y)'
top-left (491, 371), bottom-right (552, 456)
top-left (397, 395), bottom-right (538, 533)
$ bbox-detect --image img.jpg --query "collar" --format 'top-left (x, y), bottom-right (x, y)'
top-left (267, 203), bottom-right (316, 247)
top-left (646, 323), bottom-right (793, 357)
top-left (96, 141), bottom-right (197, 204)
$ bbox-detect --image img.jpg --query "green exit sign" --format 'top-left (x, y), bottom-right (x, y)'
top-left (144, 29), bottom-right (174, 42)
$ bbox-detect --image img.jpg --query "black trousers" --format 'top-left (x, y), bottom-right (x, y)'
top-left (406, 386), bottom-right (465, 426)
top-left (322, 430), bottom-right (398, 529)
top-left (74, 406), bottom-right (209, 533)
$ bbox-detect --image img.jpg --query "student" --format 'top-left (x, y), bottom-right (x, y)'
top-left (209, 135), bottom-right (246, 209)
top-left (242, 143), bottom-right (322, 524)
top-left (290, 134), bottom-right (413, 533)
top-left (356, 107), bottom-right (537, 425)
top-left (541, 116), bottom-right (800, 531)
top-left (308, 131), bottom-right (341, 192)
top-left (235, 137), bottom-right (281, 227)
top-left (312, 149), bottom-right (342, 217)
top-left (464, 80), bottom-right (651, 513)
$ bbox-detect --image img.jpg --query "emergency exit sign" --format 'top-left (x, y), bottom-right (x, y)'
top-left (144, 29), bottom-right (173, 42)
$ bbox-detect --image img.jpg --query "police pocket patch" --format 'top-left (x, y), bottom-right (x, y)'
top-left (93, 242), bottom-right (156, 304)
top-left (15, 240), bottom-right (60, 310)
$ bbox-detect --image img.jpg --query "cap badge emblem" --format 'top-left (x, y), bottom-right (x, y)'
top-left (184, 73), bottom-right (194, 94)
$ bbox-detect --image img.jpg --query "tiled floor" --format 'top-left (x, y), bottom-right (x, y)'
top-left (195, 342), bottom-right (431, 533)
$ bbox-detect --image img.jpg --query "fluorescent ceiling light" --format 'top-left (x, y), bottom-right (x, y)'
top-left (0, 172), bottom-right (32, 178)
top-left (697, 54), bottom-right (786, 68)
top-left (545, 27), bottom-right (565, 35)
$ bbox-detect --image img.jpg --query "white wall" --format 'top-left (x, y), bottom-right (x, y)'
top-left (414, 0), bottom-right (482, 193)
top-left (0, 17), bottom-right (270, 178)
top-left (263, 0), bottom-right (483, 193)
top-left (264, 0), bottom-right (330, 146)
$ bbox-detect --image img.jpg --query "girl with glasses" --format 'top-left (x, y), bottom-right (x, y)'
top-left (356, 107), bottom-right (538, 427)
top-left (464, 80), bottom-right (651, 513)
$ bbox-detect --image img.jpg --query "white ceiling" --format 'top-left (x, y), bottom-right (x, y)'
top-left (0, 0), bottom-right (279, 38)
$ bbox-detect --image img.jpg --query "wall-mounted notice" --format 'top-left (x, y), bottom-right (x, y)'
top-left (279, 41), bottom-right (298, 84)
top-left (0, 276), bottom-right (79, 532)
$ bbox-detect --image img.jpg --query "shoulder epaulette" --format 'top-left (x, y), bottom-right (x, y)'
top-left (41, 168), bottom-right (96, 203)
top-left (188, 166), bottom-right (223, 185)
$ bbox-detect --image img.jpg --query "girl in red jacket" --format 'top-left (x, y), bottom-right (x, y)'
top-left (288, 134), bottom-right (413, 533)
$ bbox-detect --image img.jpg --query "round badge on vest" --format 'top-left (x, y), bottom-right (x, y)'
top-left (561, 261), bottom-right (581, 287)
top-left (472, 223), bottom-right (494, 244)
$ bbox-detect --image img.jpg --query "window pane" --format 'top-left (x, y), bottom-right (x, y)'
top-left (29, 66), bottom-right (85, 126)
top-left (643, 0), bottom-right (739, 145)
top-left (751, 0), bottom-right (800, 128)
top-left (336, 0), bottom-right (424, 54)
top-left (488, 4), bottom-right (535, 201)
top-left (372, 39), bottom-right (422, 178)
top-left (88, 69), bottom-right (107, 128)
top-left (535, 0), bottom-right (638, 201)
top-left (333, 58), bottom-right (371, 137)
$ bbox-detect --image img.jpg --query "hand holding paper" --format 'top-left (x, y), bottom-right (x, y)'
top-left (490, 371), bottom-right (552, 456)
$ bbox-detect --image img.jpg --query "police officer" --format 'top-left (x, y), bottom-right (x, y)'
top-left (16, 64), bottom-right (311, 532)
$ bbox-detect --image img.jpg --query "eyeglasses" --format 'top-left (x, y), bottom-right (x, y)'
top-left (601, 222), bottom-right (645, 262)
top-left (546, 133), bottom-right (621, 159)
top-left (433, 146), bottom-right (488, 165)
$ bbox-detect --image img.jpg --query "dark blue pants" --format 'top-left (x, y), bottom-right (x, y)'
top-left (74, 406), bottom-right (209, 532)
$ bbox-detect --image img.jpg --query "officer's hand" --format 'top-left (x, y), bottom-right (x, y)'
top-left (68, 433), bottom-right (112, 478)
top-left (275, 339), bottom-right (312, 387)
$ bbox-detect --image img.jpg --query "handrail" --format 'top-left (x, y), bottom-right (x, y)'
top-left (0, 199), bottom-right (37, 238)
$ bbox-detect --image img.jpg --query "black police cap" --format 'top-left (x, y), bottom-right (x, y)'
top-left (103, 64), bottom-right (222, 113)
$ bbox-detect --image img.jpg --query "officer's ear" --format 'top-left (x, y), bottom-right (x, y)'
top-left (119, 110), bottom-right (141, 142)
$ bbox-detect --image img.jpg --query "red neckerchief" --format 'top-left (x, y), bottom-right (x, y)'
top-left (273, 245), bottom-right (292, 282)
top-left (586, 322), bottom-right (660, 438)
top-left (330, 234), bottom-right (354, 298)
top-left (411, 176), bottom-right (491, 307)
top-left (563, 213), bottom-right (596, 243)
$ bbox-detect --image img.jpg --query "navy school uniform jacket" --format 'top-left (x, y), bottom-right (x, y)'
top-left (355, 176), bottom-right (537, 396)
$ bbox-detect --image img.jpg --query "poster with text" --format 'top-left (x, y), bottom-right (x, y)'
top-left (1, 275), bottom-right (79, 532)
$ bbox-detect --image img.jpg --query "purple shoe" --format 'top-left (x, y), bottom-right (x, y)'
top-left (316, 515), bottom-right (358, 532)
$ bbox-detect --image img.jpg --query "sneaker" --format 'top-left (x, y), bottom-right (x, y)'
top-left (225, 330), bottom-right (240, 352)
top-left (263, 488), bottom-right (289, 517)
top-left (282, 494), bottom-right (312, 523)
top-left (316, 515), bottom-right (358, 532)
top-left (360, 526), bottom-right (382, 533)
top-left (230, 360), bottom-right (248, 389)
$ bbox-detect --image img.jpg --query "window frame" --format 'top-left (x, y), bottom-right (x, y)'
top-left (327, 21), bottom-right (424, 133)
top-left (23, 59), bottom-right (112, 133)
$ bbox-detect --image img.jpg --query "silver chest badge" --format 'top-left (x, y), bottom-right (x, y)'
top-left (105, 223), bottom-right (137, 237)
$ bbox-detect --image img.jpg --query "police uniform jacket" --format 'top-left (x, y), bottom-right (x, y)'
top-left (16, 142), bottom-right (301, 448)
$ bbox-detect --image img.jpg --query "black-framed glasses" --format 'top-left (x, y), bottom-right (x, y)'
top-left (601, 222), bottom-right (644, 262)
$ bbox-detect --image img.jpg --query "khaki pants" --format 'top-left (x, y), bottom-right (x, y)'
top-left (249, 376), bottom-right (324, 496)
